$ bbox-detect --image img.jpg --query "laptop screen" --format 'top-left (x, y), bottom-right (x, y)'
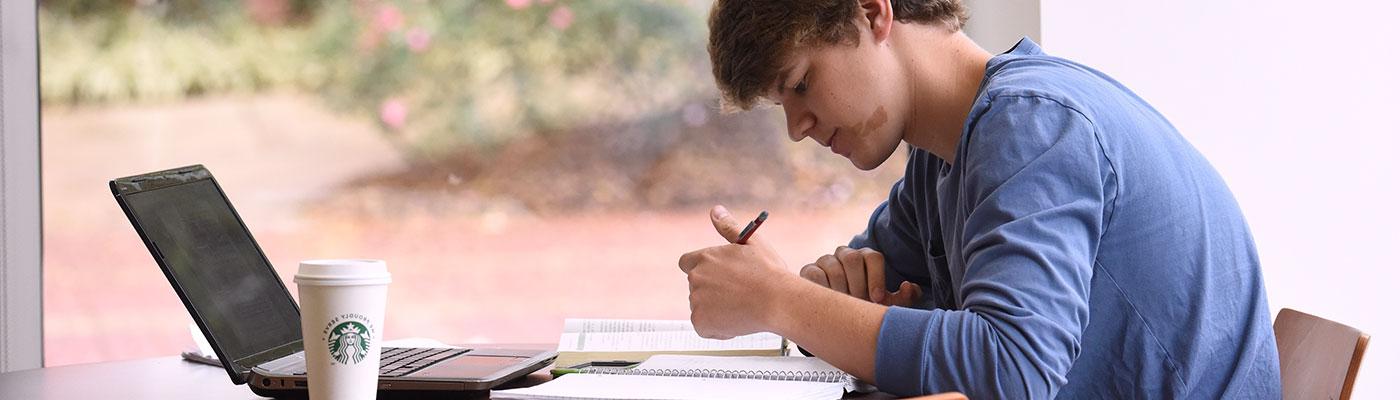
top-left (122, 177), bottom-right (302, 370)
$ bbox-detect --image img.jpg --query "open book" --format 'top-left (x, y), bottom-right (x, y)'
top-left (492, 355), bottom-right (858, 400)
top-left (553, 319), bottom-right (787, 368)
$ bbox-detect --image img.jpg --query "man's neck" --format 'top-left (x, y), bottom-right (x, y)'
top-left (895, 29), bottom-right (993, 163)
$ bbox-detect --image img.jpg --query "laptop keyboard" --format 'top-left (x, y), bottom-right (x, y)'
top-left (378, 347), bottom-right (470, 377)
top-left (280, 347), bottom-right (470, 378)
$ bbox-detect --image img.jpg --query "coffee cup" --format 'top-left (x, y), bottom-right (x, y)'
top-left (295, 259), bottom-right (391, 400)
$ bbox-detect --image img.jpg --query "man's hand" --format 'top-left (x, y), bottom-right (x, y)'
top-left (678, 205), bottom-right (800, 339)
top-left (800, 246), bottom-right (923, 307)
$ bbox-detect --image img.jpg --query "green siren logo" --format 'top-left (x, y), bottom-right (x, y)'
top-left (323, 315), bottom-right (374, 365)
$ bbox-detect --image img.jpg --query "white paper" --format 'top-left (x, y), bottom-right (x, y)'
top-left (557, 319), bottom-right (782, 352)
top-left (189, 322), bottom-right (217, 358)
top-left (491, 373), bottom-right (844, 400)
top-left (562, 319), bottom-right (695, 333)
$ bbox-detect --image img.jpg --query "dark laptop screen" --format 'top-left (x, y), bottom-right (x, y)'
top-left (123, 179), bottom-right (301, 366)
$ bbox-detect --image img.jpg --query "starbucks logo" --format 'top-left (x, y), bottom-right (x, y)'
top-left (324, 318), bottom-right (373, 365)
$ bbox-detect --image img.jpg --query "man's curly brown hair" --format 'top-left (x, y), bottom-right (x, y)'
top-left (708, 0), bottom-right (968, 112)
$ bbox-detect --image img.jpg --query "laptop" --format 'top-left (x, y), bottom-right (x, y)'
top-left (110, 164), bottom-right (556, 397)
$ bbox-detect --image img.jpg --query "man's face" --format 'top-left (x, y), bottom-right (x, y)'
top-left (770, 38), bottom-right (906, 171)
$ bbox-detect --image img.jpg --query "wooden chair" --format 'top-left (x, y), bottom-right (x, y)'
top-left (1274, 308), bottom-right (1370, 400)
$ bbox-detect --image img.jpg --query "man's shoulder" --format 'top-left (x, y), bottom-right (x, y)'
top-left (964, 83), bottom-right (1097, 161)
top-left (979, 54), bottom-right (1108, 112)
top-left (957, 63), bottom-right (1114, 196)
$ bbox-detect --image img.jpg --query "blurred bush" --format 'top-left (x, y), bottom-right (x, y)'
top-left (40, 0), bottom-right (711, 156)
top-left (39, 0), bottom-right (312, 104)
top-left (308, 1), bottom-right (711, 157)
top-left (39, 0), bottom-right (906, 212)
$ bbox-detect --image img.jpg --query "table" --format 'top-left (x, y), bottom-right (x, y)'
top-left (0, 345), bottom-right (554, 400)
top-left (1, 356), bottom-right (289, 399)
top-left (0, 346), bottom-right (914, 399)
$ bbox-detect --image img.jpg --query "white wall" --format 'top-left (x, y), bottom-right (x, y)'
top-left (1, 0), bottom-right (44, 372)
top-left (1041, 1), bottom-right (1400, 397)
top-left (964, 0), bottom-right (1040, 52)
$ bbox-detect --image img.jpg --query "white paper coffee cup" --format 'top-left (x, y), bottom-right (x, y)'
top-left (295, 259), bottom-right (391, 400)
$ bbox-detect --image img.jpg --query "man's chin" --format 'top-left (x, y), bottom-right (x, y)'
top-left (852, 143), bottom-right (905, 171)
top-left (850, 155), bottom-right (882, 171)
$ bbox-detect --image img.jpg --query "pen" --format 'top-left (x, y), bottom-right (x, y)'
top-left (550, 361), bottom-right (638, 377)
top-left (735, 210), bottom-right (768, 245)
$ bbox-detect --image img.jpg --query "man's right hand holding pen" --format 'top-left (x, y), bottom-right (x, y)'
top-left (677, 204), bottom-right (925, 382)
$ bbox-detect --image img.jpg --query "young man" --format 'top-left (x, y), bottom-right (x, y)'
top-left (677, 0), bottom-right (1281, 398)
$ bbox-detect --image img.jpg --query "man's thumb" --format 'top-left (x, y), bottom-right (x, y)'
top-left (710, 205), bottom-right (744, 243)
top-left (889, 281), bottom-right (924, 307)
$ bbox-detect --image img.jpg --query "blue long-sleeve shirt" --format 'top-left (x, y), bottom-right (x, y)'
top-left (854, 38), bottom-right (1281, 398)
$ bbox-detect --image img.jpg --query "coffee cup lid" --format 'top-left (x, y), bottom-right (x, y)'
top-left (295, 259), bottom-right (391, 286)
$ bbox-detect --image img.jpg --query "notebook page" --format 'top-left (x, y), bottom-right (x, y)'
top-left (490, 373), bottom-right (844, 400)
top-left (558, 330), bottom-right (782, 352)
top-left (561, 319), bottom-right (694, 334)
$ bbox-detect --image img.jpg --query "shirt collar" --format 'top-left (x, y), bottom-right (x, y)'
top-left (1003, 36), bottom-right (1044, 56)
top-left (983, 37), bottom-right (1044, 81)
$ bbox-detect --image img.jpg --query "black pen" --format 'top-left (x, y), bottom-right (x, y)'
top-left (735, 210), bottom-right (768, 244)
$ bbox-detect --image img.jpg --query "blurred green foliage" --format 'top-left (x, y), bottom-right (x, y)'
top-left (40, 0), bottom-right (713, 156)
top-left (40, 1), bottom-right (311, 103)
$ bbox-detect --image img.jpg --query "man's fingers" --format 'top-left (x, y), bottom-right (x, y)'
top-left (799, 264), bottom-right (830, 288)
top-left (860, 248), bottom-right (887, 303)
top-left (678, 250), bottom-right (702, 274)
top-left (815, 254), bottom-right (848, 296)
top-left (709, 205), bottom-right (745, 243)
top-left (909, 282), bottom-right (923, 301)
top-left (888, 281), bottom-right (924, 307)
top-left (834, 247), bottom-right (868, 300)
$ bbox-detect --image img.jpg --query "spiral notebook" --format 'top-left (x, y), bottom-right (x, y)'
top-left (491, 355), bottom-right (860, 400)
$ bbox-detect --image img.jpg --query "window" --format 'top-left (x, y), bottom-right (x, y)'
top-left (40, 0), bottom-right (901, 366)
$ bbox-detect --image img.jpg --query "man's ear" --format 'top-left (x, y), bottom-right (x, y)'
top-left (858, 0), bottom-right (894, 43)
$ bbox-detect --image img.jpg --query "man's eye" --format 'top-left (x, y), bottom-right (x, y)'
top-left (794, 79), bottom-right (808, 95)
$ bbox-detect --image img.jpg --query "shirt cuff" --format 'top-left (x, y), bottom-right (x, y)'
top-left (876, 305), bottom-right (934, 395)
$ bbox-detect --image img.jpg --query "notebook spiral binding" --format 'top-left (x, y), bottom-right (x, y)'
top-left (584, 368), bottom-right (848, 383)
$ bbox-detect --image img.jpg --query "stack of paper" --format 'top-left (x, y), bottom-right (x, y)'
top-left (554, 319), bottom-right (786, 367)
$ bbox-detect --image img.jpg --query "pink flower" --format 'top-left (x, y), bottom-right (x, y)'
top-left (549, 5), bottom-right (574, 30)
top-left (405, 27), bottom-right (432, 52)
top-left (374, 4), bottom-right (404, 32)
top-left (380, 98), bottom-right (409, 130)
top-left (505, 0), bottom-right (531, 10)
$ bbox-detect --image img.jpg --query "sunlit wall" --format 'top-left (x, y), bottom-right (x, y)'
top-left (1043, 1), bottom-right (1400, 397)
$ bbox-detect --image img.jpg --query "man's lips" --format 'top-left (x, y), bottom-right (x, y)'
top-left (829, 128), bottom-right (846, 156)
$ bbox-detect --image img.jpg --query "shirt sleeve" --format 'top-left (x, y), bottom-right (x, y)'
top-left (875, 96), bottom-right (1108, 399)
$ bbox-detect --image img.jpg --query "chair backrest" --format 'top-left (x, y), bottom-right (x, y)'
top-left (1274, 308), bottom-right (1370, 400)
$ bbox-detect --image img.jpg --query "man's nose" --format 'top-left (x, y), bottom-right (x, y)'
top-left (783, 104), bottom-right (815, 143)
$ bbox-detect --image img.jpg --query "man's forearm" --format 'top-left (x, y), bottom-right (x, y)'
top-left (764, 275), bottom-right (890, 382)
